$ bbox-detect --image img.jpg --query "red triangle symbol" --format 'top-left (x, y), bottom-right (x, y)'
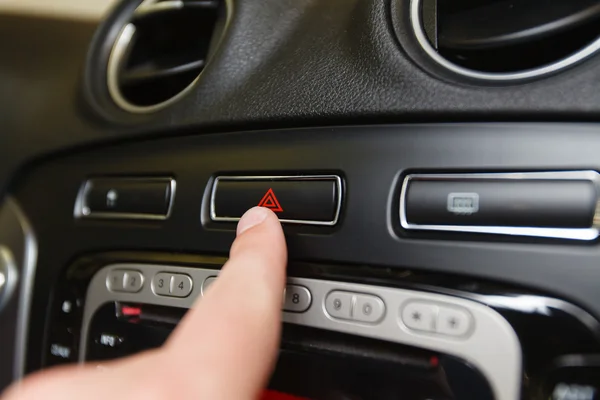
top-left (257, 188), bottom-right (283, 212)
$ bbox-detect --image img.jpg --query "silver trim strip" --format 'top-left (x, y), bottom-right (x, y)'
top-left (80, 264), bottom-right (521, 400)
top-left (134, 0), bottom-right (184, 17)
top-left (9, 199), bottom-right (38, 379)
top-left (410, 0), bottom-right (600, 82)
top-left (0, 246), bottom-right (17, 314)
top-left (399, 171), bottom-right (600, 240)
top-left (74, 178), bottom-right (176, 221)
top-left (210, 175), bottom-right (343, 226)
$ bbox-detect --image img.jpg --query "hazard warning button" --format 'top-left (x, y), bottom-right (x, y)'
top-left (211, 176), bottom-right (342, 226)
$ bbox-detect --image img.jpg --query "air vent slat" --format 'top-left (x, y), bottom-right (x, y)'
top-left (439, 0), bottom-right (600, 50)
top-left (412, 0), bottom-right (600, 80)
top-left (120, 59), bottom-right (205, 85)
top-left (107, 0), bottom-right (227, 113)
top-left (134, 0), bottom-right (219, 19)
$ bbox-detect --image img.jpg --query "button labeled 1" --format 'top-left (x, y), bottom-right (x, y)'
top-left (106, 270), bottom-right (127, 292)
top-left (325, 291), bottom-right (353, 320)
top-left (283, 285), bottom-right (311, 312)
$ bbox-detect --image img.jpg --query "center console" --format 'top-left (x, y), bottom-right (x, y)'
top-left (3, 124), bottom-right (600, 400)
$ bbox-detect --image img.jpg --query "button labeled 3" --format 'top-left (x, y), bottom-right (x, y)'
top-left (401, 302), bottom-right (437, 332)
top-left (354, 294), bottom-right (385, 323)
top-left (152, 273), bottom-right (172, 296)
top-left (325, 291), bottom-right (353, 320)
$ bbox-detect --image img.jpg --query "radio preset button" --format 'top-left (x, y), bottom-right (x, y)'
top-left (353, 294), bottom-right (385, 323)
top-left (401, 302), bottom-right (437, 333)
top-left (325, 291), bottom-right (353, 320)
top-left (123, 271), bottom-right (144, 293)
top-left (202, 277), bottom-right (217, 296)
top-left (106, 270), bottom-right (127, 292)
top-left (152, 273), bottom-right (173, 296)
top-left (283, 285), bottom-right (311, 312)
top-left (437, 306), bottom-right (472, 337)
top-left (171, 275), bottom-right (193, 298)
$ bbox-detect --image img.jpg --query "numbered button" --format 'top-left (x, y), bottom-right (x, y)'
top-left (353, 294), bottom-right (385, 323)
top-left (171, 274), bottom-right (193, 298)
top-left (123, 271), bottom-right (144, 293)
top-left (325, 291), bottom-right (353, 320)
top-left (201, 277), bottom-right (217, 296)
top-left (152, 273), bottom-right (172, 296)
top-left (106, 270), bottom-right (126, 292)
top-left (283, 285), bottom-right (311, 312)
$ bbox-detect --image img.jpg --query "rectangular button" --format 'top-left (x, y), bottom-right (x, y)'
top-left (401, 302), bottom-right (438, 332)
top-left (353, 294), bottom-right (385, 323)
top-left (123, 271), bottom-right (144, 293)
top-left (325, 291), bottom-right (353, 320)
top-left (106, 270), bottom-right (127, 292)
top-left (212, 176), bottom-right (341, 225)
top-left (403, 174), bottom-right (597, 229)
top-left (201, 277), bottom-right (217, 296)
top-left (437, 306), bottom-right (472, 337)
top-left (76, 178), bottom-right (174, 219)
top-left (152, 273), bottom-right (173, 296)
top-left (170, 274), bottom-right (193, 297)
top-left (283, 285), bottom-right (311, 313)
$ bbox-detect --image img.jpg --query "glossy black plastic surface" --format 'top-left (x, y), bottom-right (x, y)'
top-left (45, 250), bottom-right (600, 400)
top-left (405, 179), bottom-right (596, 228)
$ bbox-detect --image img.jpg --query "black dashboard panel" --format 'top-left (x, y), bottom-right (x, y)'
top-left (10, 123), bottom-right (600, 362)
top-left (3, 0), bottom-right (600, 195)
top-left (4, 0), bottom-right (600, 397)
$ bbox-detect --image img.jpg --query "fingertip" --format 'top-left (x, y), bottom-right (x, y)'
top-left (236, 206), bottom-right (279, 236)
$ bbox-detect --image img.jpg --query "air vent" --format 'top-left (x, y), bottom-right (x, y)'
top-left (108, 0), bottom-right (228, 113)
top-left (410, 0), bottom-right (600, 81)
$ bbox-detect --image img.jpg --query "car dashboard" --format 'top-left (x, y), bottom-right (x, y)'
top-left (2, 1), bottom-right (600, 399)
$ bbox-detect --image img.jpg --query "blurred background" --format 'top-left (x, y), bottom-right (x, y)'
top-left (0, 0), bottom-right (115, 20)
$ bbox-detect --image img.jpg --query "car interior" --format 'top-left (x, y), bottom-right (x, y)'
top-left (2, 0), bottom-right (600, 399)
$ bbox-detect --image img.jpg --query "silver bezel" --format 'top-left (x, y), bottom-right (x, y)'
top-left (80, 263), bottom-right (522, 400)
top-left (399, 170), bottom-right (600, 240)
top-left (106, 0), bottom-right (232, 113)
top-left (74, 177), bottom-right (176, 221)
top-left (210, 175), bottom-right (343, 226)
top-left (409, 0), bottom-right (600, 82)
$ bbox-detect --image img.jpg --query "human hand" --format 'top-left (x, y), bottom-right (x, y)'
top-left (2, 206), bottom-right (287, 400)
